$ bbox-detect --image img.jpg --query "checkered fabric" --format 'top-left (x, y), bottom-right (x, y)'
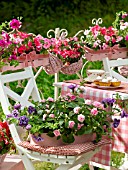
top-left (18, 139), bottom-right (110, 156)
top-left (112, 117), bottom-right (128, 153)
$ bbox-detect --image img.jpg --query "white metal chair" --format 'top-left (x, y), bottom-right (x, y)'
top-left (0, 66), bottom-right (110, 170)
top-left (102, 57), bottom-right (128, 82)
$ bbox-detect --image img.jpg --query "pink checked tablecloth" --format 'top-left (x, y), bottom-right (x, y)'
top-left (61, 80), bottom-right (128, 167)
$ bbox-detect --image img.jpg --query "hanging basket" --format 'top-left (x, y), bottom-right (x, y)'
top-left (0, 51), bottom-right (49, 72)
top-left (43, 53), bottom-right (63, 75)
top-left (84, 46), bottom-right (128, 61)
top-left (60, 58), bottom-right (83, 75)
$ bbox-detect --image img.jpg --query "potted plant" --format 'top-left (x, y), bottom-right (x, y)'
top-left (7, 84), bottom-right (121, 146)
top-left (0, 18), bottom-right (56, 72)
top-left (49, 37), bottom-right (85, 74)
top-left (0, 121), bottom-right (15, 163)
top-left (82, 18), bottom-right (127, 61)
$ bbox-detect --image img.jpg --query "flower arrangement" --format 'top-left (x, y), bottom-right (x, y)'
top-left (0, 18), bottom-right (55, 68)
top-left (50, 37), bottom-right (85, 66)
top-left (7, 84), bottom-right (120, 144)
top-left (112, 11), bottom-right (128, 48)
top-left (83, 24), bottom-right (122, 51)
top-left (0, 121), bottom-right (15, 155)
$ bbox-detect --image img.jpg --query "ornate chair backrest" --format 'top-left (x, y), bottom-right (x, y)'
top-left (0, 66), bottom-right (41, 145)
top-left (103, 57), bottom-right (128, 82)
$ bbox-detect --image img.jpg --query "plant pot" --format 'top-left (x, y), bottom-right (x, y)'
top-left (60, 58), bottom-right (83, 75)
top-left (84, 46), bottom-right (128, 61)
top-left (0, 154), bottom-right (6, 164)
top-left (0, 51), bottom-right (50, 72)
top-left (29, 133), bottom-right (95, 147)
top-left (29, 133), bottom-right (63, 147)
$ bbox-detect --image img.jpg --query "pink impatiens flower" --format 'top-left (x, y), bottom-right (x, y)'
top-left (53, 130), bottom-right (61, 137)
top-left (78, 114), bottom-right (85, 123)
top-left (91, 108), bottom-right (98, 116)
top-left (68, 121), bottom-right (75, 128)
top-left (85, 99), bottom-right (92, 105)
top-left (73, 107), bottom-right (80, 114)
top-left (49, 114), bottom-right (55, 118)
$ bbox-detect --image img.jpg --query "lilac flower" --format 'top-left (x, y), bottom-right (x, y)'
top-left (121, 110), bottom-right (128, 118)
top-left (13, 103), bottom-right (21, 110)
top-left (33, 135), bottom-right (44, 142)
top-left (26, 124), bottom-right (32, 130)
top-left (12, 109), bottom-right (20, 117)
top-left (28, 106), bottom-right (36, 114)
top-left (10, 19), bottom-right (22, 29)
top-left (113, 118), bottom-right (120, 128)
top-left (18, 116), bottom-right (29, 126)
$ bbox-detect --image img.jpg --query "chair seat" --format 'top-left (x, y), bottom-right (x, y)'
top-left (18, 138), bottom-right (111, 156)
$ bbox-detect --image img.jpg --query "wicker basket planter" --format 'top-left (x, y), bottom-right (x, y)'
top-left (60, 58), bottom-right (83, 75)
top-left (43, 54), bottom-right (63, 75)
top-left (84, 46), bottom-right (128, 61)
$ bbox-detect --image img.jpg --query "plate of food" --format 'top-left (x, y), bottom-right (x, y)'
top-left (93, 84), bottom-right (122, 89)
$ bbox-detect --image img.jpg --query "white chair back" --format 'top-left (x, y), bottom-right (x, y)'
top-left (103, 57), bottom-right (128, 82)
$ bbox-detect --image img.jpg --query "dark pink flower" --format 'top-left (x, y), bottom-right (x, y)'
top-left (8, 55), bottom-right (17, 60)
top-left (10, 19), bottom-right (22, 29)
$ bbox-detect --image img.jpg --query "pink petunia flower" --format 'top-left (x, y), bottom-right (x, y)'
top-left (10, 19), bottom-right (22, 29)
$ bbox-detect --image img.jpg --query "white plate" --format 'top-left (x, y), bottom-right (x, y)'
top-left (93, 84), bottom-right (122, 89)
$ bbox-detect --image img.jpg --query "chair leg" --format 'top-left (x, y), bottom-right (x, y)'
top-left (18, 150), bottom-right (35, 170)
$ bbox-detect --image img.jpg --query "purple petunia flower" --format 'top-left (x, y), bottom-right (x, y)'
top-left (6, 114), bottom-right (13, 118)
top-left (121, 110), bottom-right (128, 118)
top-left (12, 109), bottom-right (20, 117)
top-left (32, 135), bottom-right (44, 142)
top-left (68, 84), bottom-right (77, 90)
top-left (28, 106), bottom-right (36, 114)
top-left (18, 116), bottom-right (29, 127)
top-left (102, 98), bottom-right (115, 107)
top-left (14, 103), bottom-right (21, 110)
top-left (113, 118), bottom-right (120, 128)
top-left (9, 19), bottom-right (22, 29)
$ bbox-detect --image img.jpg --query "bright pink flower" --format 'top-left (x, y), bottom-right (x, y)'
top-left (78, 114), bottom-right (85, 123)
top-left (91, 108), bottom-right (98, 116)
top-left (77, 123), bottom-right (84, 130)
top-left (53, 129), bottom-right (61, 137)
top-left (10, 19), bottom-right (22, 29)
top-left (74, 107), bottom-right (80, 114)
top-left (8, 55), bottom-right (17, 60)
top-left (68, 121), bottom-right (75, 128)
